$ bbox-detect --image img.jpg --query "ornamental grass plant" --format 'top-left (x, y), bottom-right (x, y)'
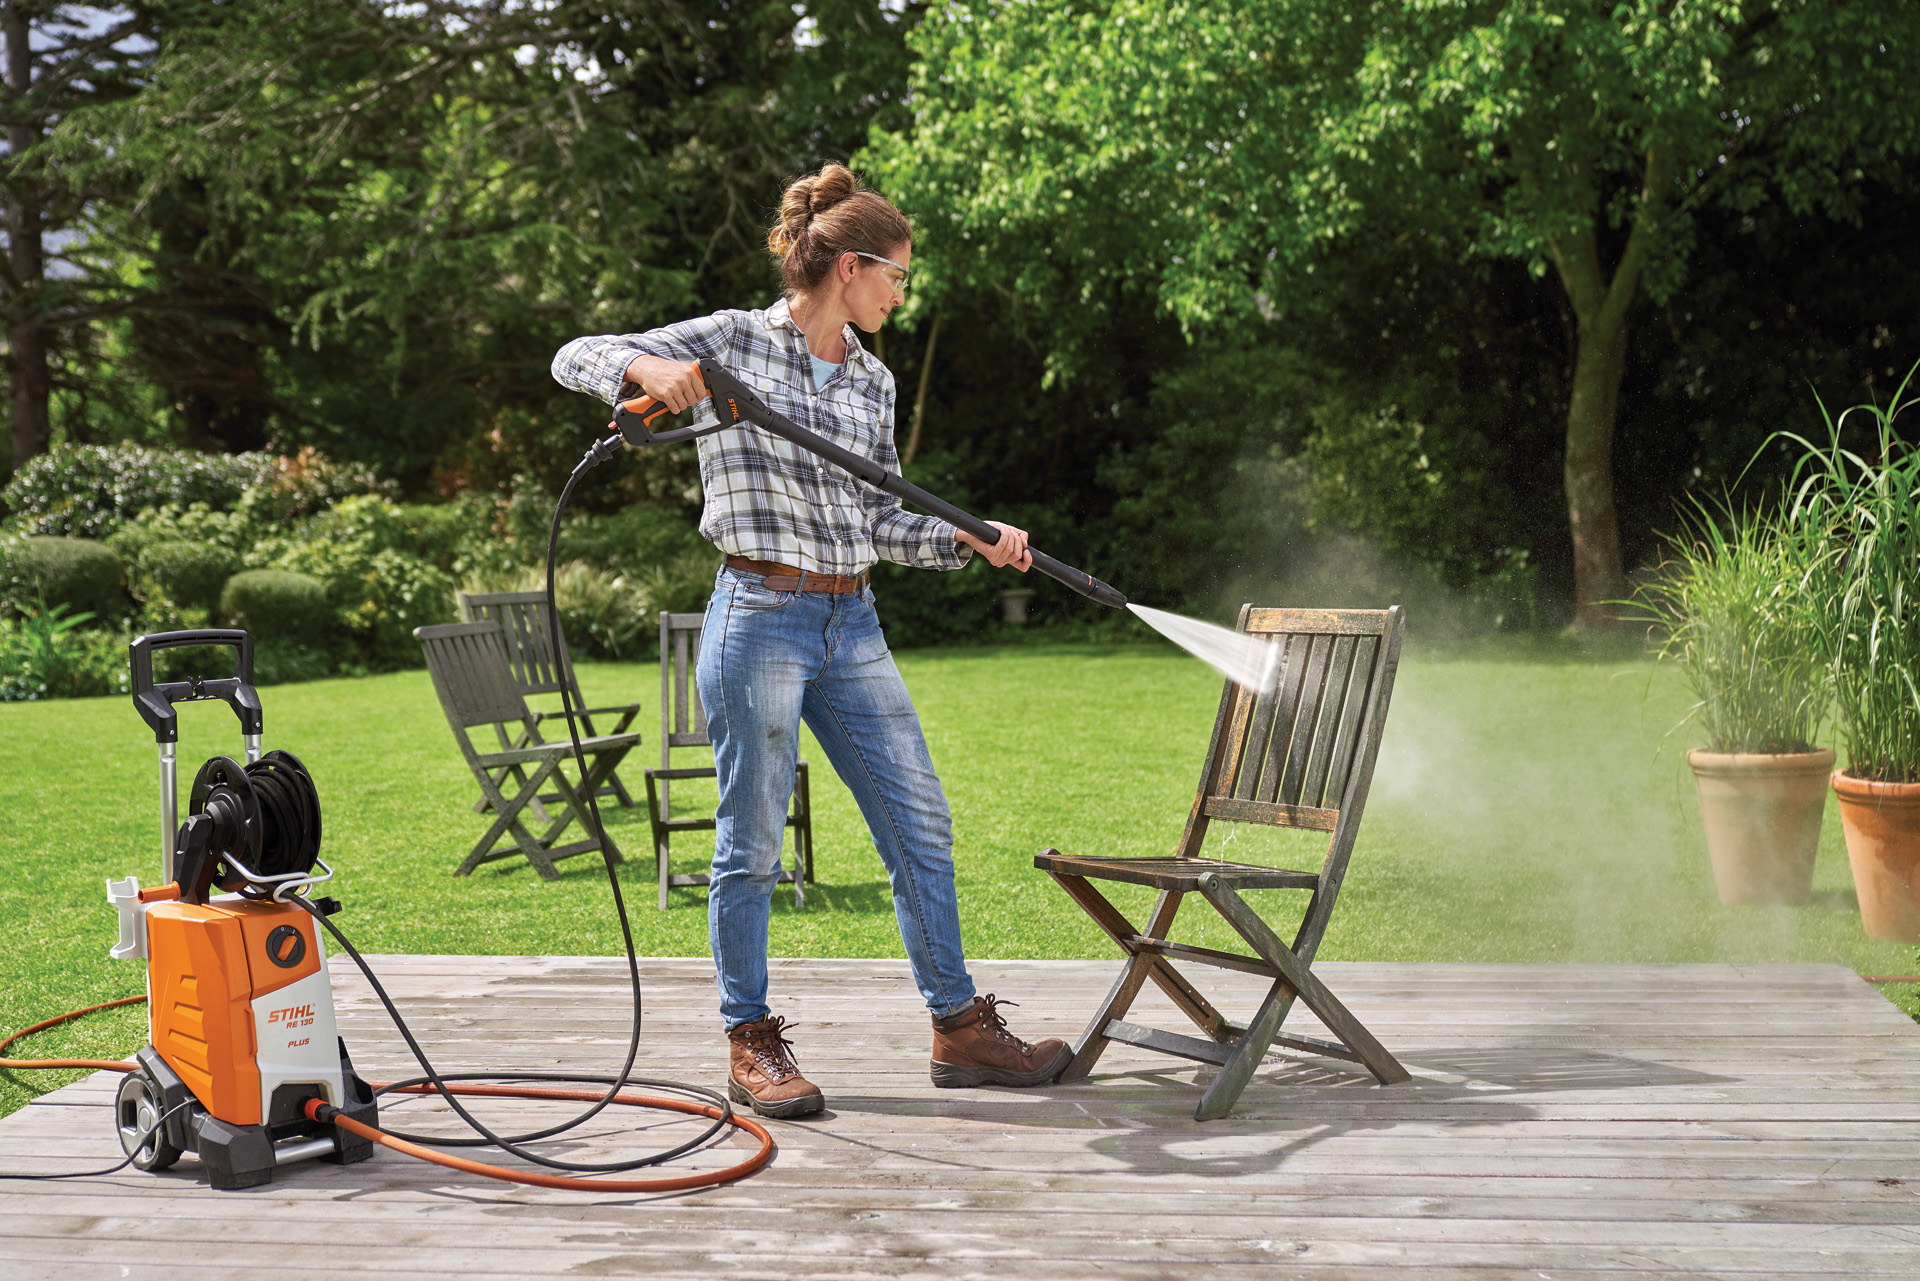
top-left (1633, 497), bottom-right (1828, 755)
top-left (1780, 360), bottom-right (1920, 782)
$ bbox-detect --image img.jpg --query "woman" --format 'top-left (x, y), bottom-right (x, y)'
top-left (551, 164), bottom-right (1071, 1118)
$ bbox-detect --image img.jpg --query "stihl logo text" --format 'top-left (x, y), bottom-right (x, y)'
top-left (268, 1004), bottom-right (315, 1030)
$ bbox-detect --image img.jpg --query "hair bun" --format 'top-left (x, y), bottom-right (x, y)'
top-left (807, 163), bottom-right (859, 215)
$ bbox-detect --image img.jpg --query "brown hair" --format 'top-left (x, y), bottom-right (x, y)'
top-left (767, 163), bottom-right (911, 297)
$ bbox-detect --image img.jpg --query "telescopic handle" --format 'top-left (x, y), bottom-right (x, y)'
top-left (688, 358), bottom-right (1127, 609)
top-left (129, 629), bottom-right (263, 744)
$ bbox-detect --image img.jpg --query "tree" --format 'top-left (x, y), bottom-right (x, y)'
top-left (869, 0), bottom-right (1920, 626)
top-left (0, 1), bottom-right (160, 473)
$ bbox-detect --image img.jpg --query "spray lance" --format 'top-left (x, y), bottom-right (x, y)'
top-left (603, 357), bottom-right (1129, 610)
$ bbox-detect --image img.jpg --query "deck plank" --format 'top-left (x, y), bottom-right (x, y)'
top-left (4, 958), bottom-right (1920, 1278)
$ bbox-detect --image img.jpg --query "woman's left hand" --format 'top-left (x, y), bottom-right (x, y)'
top-left (958, 521), bottom-right (1032, 571)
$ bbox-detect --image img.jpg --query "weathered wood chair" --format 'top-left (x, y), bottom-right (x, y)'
top-left (646, 611), bottom-right (814, 910)
top-left (415, 620), bottom-right (641, 880)
top-left (457, 589), bottom-right (641, 809)
top-left (1035, 605), bottom-right (1410, 1119)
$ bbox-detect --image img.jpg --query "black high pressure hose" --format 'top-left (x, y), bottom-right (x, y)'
top-left (291, 429), bottom-right (737, 1171)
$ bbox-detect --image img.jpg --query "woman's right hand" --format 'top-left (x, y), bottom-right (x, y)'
top-left (623, 354), bottom-right (708, 414)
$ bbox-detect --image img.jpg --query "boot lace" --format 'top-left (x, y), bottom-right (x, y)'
top-left (738, 1016), bottom-right (802, 1081)
top-left (968, 995), bottom-right (1033, 1051)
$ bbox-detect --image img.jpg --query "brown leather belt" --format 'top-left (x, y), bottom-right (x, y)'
top-left (725, 554), bottom-right (868, 594)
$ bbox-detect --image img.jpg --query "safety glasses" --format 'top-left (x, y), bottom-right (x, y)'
top-left (853, 251), bottom-right (911, 292)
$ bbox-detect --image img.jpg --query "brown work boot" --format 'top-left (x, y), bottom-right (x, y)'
top-left (930, 994), bottom-right (1072, 1089)
top-left (727, 1015), bottom-right (825, 1118)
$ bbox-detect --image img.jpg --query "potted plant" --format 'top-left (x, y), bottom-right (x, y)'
top-left (1635, 499), bottom-right (1832, 905)
top-left (1782, 361), bottom-right (1920, 940)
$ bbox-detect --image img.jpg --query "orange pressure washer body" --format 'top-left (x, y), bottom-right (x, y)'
top-left (140, 885), bottom-right (327, 1127)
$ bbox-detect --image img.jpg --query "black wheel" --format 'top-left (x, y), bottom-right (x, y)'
top-left (116, 1070), bottom-right (182, 1172)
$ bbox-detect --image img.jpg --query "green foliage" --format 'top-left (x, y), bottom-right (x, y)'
top-left (3, 444), bottom-right (272, 539)
top-left (0, 602), bottom-right (129, 702)
top-left (138, 539), bottom-right (238, 616)
top-left (1780, 360), bottom-right (1920, 780)
top-left (1632, 500), bottom-right (1829, 754)
top-left (874, 0), bottom-right (1920, 362)
top-left (219, 570), bottom-right (332, 643)
top-left (2, 536), bottom-right (127, 622)
top-left (252, 499), bottom-right (459, 668)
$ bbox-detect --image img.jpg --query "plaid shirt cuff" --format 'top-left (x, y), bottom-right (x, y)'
top-left (872, 510), bottom-right (974, 571)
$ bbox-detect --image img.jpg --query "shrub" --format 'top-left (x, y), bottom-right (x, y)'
top-left (2, 444), bottom-right (274, 539)
top-left (140, 540), bottom-right (238, 615)
top-left (0, 602), bottom-right (130, 701)
top-left (0, 442), bottom-right (394, 540)
top-left (2, 536), bottom-right (126, 621)
top-left (220, 570), bottom-right (332, 642)
top-left (461, 560), bottom-right (652, 660)
top-left (253, 496), bottom-right (457, 667)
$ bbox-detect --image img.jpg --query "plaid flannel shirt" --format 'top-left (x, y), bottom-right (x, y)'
top-left (551, 298), bottom-right (971, 577)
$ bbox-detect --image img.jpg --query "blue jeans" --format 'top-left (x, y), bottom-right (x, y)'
top-left (698, 567), bottom-right (977, 1028)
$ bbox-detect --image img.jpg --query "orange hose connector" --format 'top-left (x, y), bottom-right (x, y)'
top-left (311, 1082), bottom-right (775, 1192)
top-left (0, 995), bottom-right (144, 1072)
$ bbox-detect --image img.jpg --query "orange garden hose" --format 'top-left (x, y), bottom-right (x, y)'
top-left (0, 996), bottom-right (144, 1072)
top-left (309, 1083), bottom-right (775, 1191)
top-left (4, 995), bottom-right (774, 1191)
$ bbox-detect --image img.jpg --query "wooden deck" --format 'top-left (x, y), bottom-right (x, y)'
top-left (4, 958), bottom-right (1920, 1278)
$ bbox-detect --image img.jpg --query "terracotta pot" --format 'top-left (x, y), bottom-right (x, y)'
top-left (1687, 748), bottom-right (1834, 905)
top-left (1831, 770), bottom-right (1920, 942)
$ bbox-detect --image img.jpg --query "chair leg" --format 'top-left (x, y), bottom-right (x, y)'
top-left (1057, 889), bottom-right (1185, 1082)
top-left (459, 761), bottom-right (566, 880)
top-left (1049, 872), bottom-right (1239, 1042)
top-left (796, 763), bottom-right (814, 884)
top-left (645, 769), bottom-right (674, 910)
top-left (1195, 978), bottom-right (1294, 1121)
top-left (541, 768), bottom-right (623, 867)
top-left (1198, 873), bottom-right (1409, 1087)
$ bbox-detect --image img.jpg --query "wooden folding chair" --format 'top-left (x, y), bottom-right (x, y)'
top-left (457, 590), bottom-right (641, 809)
top-left (645, 611), bottom-right (814, 910)
top-left (1035, 605), bottom-right (1410, 1119)
top-left (415, 621), bottom-right (641, 880)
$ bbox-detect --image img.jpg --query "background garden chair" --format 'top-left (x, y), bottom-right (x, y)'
top-left (1035, 604), bottom-right (1410, 1119)
top-left (458, 589), bottom-right (640, 809)
top-left (647, 611), bottom-right (814, 910)
top-left (416, 620), bottom-right (641, 880)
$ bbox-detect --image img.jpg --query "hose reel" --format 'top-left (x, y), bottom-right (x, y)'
top-left (177, 750), bottom-right (328, 903)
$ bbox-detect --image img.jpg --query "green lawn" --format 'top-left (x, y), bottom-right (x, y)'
top-left (4, 637), bottom-right (1915, 1118)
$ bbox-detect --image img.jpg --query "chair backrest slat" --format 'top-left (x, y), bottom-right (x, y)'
top-left (1269, 632), bottom-right (1336, 806)
top-left (458, 591), bottom-right (572, 698)
top-left (1297, 633), bottom-right (1359, 808)
top-left (1316, 634), bottom-right (1378, 810)
top-left (1230, 635), bottom-right (1291, 801)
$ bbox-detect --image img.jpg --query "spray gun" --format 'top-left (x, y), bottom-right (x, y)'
top-left (606, 357), bottom-right (1128, 610)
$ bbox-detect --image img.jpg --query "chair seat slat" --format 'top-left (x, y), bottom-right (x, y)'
top-left (1033, 852), bottom-right (1319, 890)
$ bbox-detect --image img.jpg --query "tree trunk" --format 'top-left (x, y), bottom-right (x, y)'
top-left (903, 308), bottom-right (942, 465)
top-left (2, 1), bottom-right (51, 471)
top-left (1561, 303), bottom-right (1629, 628)
top-left (1546, 144), bottom-right (1673, 630)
